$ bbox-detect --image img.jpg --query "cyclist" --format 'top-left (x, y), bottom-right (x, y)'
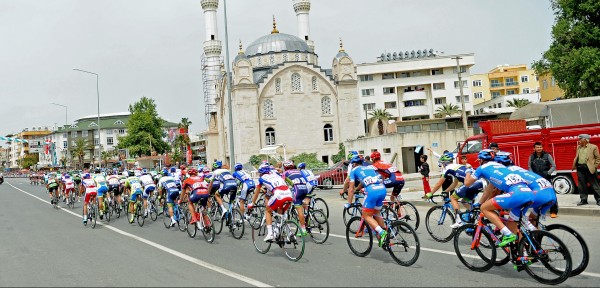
top-left (339, 151), bottom-right (359, 197)
top-left (464, 149), bottom-right (534, 247)
top-left (184, 168), bottom-right (211, 225)
top-left (370, 151), bottom-right (405, 203)
top-left (93, 169), bottom-right (109, 220)
top-left (106, 170), bottom-right (122, 213)
top-left (282, 160), bottom-right (309, 236)
top-left (232, 162), bottom-right (256, 218)
top-left (139, 169), bottom-right (156, 218)
top-left (346, 155), bottom-right (388, 247)
top-left (72, 172), bottom-right (82, 201)
top-left (63, 174), bottom-right (75, 206)
top-left (209, 160), bottom-right (237, 218)
top-left (298, 162), bottom-right (318, 194)
top-left (46, 173), bottom-right (60, 205)
top-left (159, 169), bottom-right (182, 227)
top-left (81, 173), bottom-right (98, 224)
top-left (248, 163), bottom-right (294, 242)
top-left (494, 152), bottom-right (556, 230)
top-left (125, 173), bottom-right (143, 223)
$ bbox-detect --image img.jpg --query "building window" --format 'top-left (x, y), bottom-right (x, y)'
top-left (323, 124), bottom-right (333, 142)
top-left (263, 99), bottom-right (274, 118)
top-left (498, 103), bottom-right (502, 108)
top-left (82, 130), bottom-right (88, 137)
top-left (311, 76), bottom-right (318, 91)
top-left (257, 57), bottom-right (262, 66)
top-left (62, 133), bottom-right (67, 138)
top-left (107, 137), bottom-right (114, 146)
top-left (492, 91), bottom-right (501, 98)
top-left (291, 73), bottom-right (302, 92)
top-left (397, 124), bottom-right (422, 133)
top-left (384, 101), bottom-right (397, 109)
top-left (454, 80), bottom-right (468, 88)
top-left (490, 79), bottom-right (501, 87)
top-left (398, 72), bottom-right (410, 78)
top-left (107, 129), bottom-right (113, 135)
top-left (265, 127), bottom-right (275, 145)
top-left (363, 103), bottom-right (376, 111)
top-left (523, 88), bottom-right (530, 94)
top-left (434, 97), bottom-right (446, 105)
top-left (361, 89), bottom-right (375, 96)
top-left (118, 129), bottom-right (125, 135)
top-left (321, 96), bottom-right (331, 115)
top-left (359, 75), bottom-right (373, 81)
top-left (521, 75), bottom-right (529, 83)
top-left (542, 80), bottom-right (548, 89)
top-left (473, 92), bottom-right (483, 99)
top-left (455, 95), bottom-right (470, 103)
top-left (282, 53), bottom-right (288, 62)
top-left (294, 53), bottom-right (300, 61)
top-left (473, 80), bottom-right (482, 87)
top-left (71, 140), bottom-right (76, 146)
top-left (382, 73), bottom-right (395, 80)
top-left (507, 90), bottom-right (516, 95)
top-left (269, 54), bottom-right (275, 65)
top-left (453, 66), bottom-right (467, 73)
top-left (63, 141), bottom-right (67, 149)
top-left (433, 83), bottom-right (445, 90)
top-left (89, 122), bottom-right (97, 127)
top-left (275, 78), bottom-right (281, 93)
top-left (431, 69), bottom-right (443, 75)
top-left (551, 77), bottom-right (556, 86)
top-left (412, 71), bottom-right (422, 77)
top-left (505, 78), bottom-right (517, 86)
top-left (383, 87), bottom-right (395, 94)
top-left (404, 100), bottom-right (425, 107)
top-left (94, 138), bottom-right (99, 145)
top-left (71, 131), bottom-right (77, 137)
top-left (114, 120), bottom-right (124, 125)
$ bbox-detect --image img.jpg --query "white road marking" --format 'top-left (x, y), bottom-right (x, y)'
top-left (7, 182), bottom-right (273, 288)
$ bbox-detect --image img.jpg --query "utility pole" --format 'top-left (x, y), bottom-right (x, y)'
top-left (452, 56), bottom-right (469, 139)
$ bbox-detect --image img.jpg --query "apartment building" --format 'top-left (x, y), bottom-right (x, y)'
top-left (5, 127), bottom-right (52, 168)
top-left (538, 74), bottom-right (564, 101)
top-left (471, 64), bottom-right (539, 105)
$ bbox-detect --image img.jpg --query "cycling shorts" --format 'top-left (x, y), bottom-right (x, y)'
top-left (48, 186), bottom-right (58, 193)
top-left (267, 188), bottom-right (293, 211)
top-left (239, 182), bottom-right (255, 201)
top-left (291, 184), bottom-right (308, 206)
top-left (383, 174), bottom-right (405, 197)
top-left (189, 188), bottom-right (209, 205)
top-left (453, 181), bottom-right (484, 201)
top-left (84, 190), bottom-right (97, 204)
top-left (130, 189), bottom-right (142, 202)
top-left (97, 186), bottom-right (108, 197)
top-left (166, 188), bottom-right (180, 204)
top-left (362, 184), bottom-right (387, 213)
top-left (143, 185), bottom-right (156, 199)
top-left (530, 188), bottom-right (557, 216)
top-left (491, 184), bottom-right (534, 221)
top-left (108, 184), bottom-right (120, 195)
top-left (219, 180), bottom-right (238, 199)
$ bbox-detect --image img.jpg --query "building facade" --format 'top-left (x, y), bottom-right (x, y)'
top-left (356, 52), bottom-right (475, 135)
top-left (473, 93), bottom-right (540, 115)
top-left (538, 74), bottom-right (564, 101)
top-left (5, 127), bottom-right (52, 169)
top-left (471, 64), bottom-right (539, 105)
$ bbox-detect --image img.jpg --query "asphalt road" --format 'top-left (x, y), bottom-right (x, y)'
top-left (1, 178), bottom-right (598, 287)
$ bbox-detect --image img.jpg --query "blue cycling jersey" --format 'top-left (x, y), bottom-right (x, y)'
top-left (299, 169), bottom-right (318, 187)
top-left (233, 170), bottom-right (256, 187)
top-left (472, 161), bottom-right (528, 192)
top-left (348, 165), bottom-right (385, 189)
top-left (443, 164), bottom-right (471, 183)
top-left (506, 165), bottom-right (553, 191)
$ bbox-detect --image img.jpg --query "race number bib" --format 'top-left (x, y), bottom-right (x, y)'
top-left (504, 174), bottom-right (526, 185)
top-left (166, 181), bottom-right (177, 189)
top-left (387, 166), bottom-right (398, 173)
top-left (535, 178), bottom-right (552, 189)
top-left (221, 174), bottom-right (234, 181)
top-left (363, 176), bottom-right (381, 186)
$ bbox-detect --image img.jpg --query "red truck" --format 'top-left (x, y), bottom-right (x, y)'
top-left (457, 119), bottom-right (600, 194)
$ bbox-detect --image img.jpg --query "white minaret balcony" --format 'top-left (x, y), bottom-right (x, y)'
top-left (201, 0), bottom-right (219, 10)
top-left (293, 0), bottom-right (310, 13)
top-left (203, 40), bottom-right (222, 56)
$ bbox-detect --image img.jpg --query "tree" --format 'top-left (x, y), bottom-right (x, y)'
top-left (289, 152), bottom-right (328, 169)
top-left (368, 108), bottom-right (393, 135)
top-left (331, 143), bottom-right (346, 164)
top-left (21, 154), bottom-right (38, 169)
top-left (507, 98), bottom-right (532, 108)
top-left (101, 150), bottom-right (116, 168)
top-left (249, 154), bottom-right (279, 167)
top-left (117, 97), bottom-right (170, 157)
top-left (435, 103), bottom-right (461, 118)
top-left (71, 138), bottom-right (90, 169)
top-left (533, 0), bottom-right (600, 98)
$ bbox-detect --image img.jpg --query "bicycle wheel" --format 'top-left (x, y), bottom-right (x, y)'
top-left (209, 204), bottom-right (223, 235)
top-left (215, 212), bottom-right (225, 235)
top-left (397, 201), bottom-right (420, 231)
top-left (247, 204), bottom-right (264, 230)
top-left (313, 197), bottom-right (329, 219)
top-left (150, 201), bottom-right (158, 221)
top-left (104, 201), bottom-right (111, 222)
top-left (252, 221), bottom-right (271, 254)
top-left (519, 230), bottom-right (572, 285)
top-left (90, 204), bottom-right (98, 229)
top-left (387, 221), bottom-right (420, 266)
top-left (342, 205), bottom-right (362, 227)
top-left (136, 202), bottom-right (145, 227)
top-left (545, 223), bottom-right (588, 276)
top-left (425, 205), bottom-right (456, 242)
top-left (307, 210), bottom-right (329, 244)
top-left (281, 220), bottom-right (305, 262)
top-left (186, 212), bottom-right (197, 238)
top-left (201, 213), bottom-right (215, 243)
top-left (162, 206), bottom-right (171, 229)
top-left (345, 216), bottom-right (373, 257)
top-left (453, 223), bottom-right (496, 272)
top-left (230, 208), bottom-right (245, 239)
top-left (178, 207), bottom-right (188, 232)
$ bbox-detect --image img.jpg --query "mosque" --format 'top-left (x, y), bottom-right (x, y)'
top-left (201, 0), bottom-right (363, 165)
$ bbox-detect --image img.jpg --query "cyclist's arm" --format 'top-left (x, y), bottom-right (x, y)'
top-left (250, 184), bottom-right (262, 205)
top-left (442, 178), bottom-right (460, 193)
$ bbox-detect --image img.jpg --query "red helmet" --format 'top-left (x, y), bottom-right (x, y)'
top-left (282, 160), bottom-right (295, 170)
top-left (188, 168), bottom-right (197, 176)
top-left (370, 151), bottom-right (381, 161)
top-left (179, 164), bottom-right (186, 170)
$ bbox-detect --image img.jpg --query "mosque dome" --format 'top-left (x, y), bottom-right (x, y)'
top-left (245, 33), bottom-right (312, 57)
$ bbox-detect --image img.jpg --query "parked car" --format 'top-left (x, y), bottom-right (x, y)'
top-left (315, 161), bottom-right (348, 189)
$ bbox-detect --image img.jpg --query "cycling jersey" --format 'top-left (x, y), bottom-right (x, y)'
top-left (64, 178), bottom-right (75, 191)
top-left (507, 165), bottom-right (556, 216)
top-left (443, 164), bottom-right (471, 183)
top-left (125, 177), bottom-right (143, 202)
top-left (453, 179), bottom-right (485, 201)
top-left (82, 178), bottom-right (97, 204)
top-left (93, 174), bottom-right (108, 197)
top-left (183, 176), bottom-right (210, 206)
top-left (257, 172), bottom-right (293, 211)
top-left (372, 160), bottom-right (405, 196)
top-left (106, 175), bottom-right (120, 191)
top-left (348, 165), bottom-right (387, 212)
top-left (139, 174), bottom-right (156, 198)
top-left (213, 168), bottom-right (237, 199)
top-left (233, 170), bottom-right (256, 201)
top-left (283, 169), bottom-right (308, 206)
top-left (47, 178), bottom-right (59, 190)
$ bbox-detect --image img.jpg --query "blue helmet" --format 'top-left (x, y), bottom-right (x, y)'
top-left (478, 149), bottom-right (495, 161)
top-left (170, 167), bottom-right (176, 173)
top-left (83, 173), bottom-right (91, 179)
top-left (350, 155), bottom-right (363, 164)
top-left (213, 161), bottom-right (222, 170)
top-left (258, 163), bottom-right (271, 174)
top-left (162, 168), bottom-right (169, 176)
top-left (347, 150), bottom-right (359, 160)
top-left (494, 152), bottom-right (513, 165)
top-left (234, 163), bottom-right (243, 171)
top-left (298, 162), bottom-right (306, 169)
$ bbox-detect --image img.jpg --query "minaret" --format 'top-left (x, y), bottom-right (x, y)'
top-left (293, 0), bottom-right (314, 51)
top-left (201, 0), bottom-right (222, 118)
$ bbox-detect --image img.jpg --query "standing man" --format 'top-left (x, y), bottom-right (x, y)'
top-left (529, 141), bottom-right (558, 217)
top-left (572, 134), bottom-right (600, 206)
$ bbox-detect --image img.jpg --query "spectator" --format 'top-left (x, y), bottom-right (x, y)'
top-left (460, 155), bottom-right (471, 168)
top-left (489, 142), bottom-right (500, 153)
top-left (572, 134), bottom-right (600, 206)
top-left (529, 141), bottom-right (558, 217)
top-left (419, 155), bottom-right (431, 198)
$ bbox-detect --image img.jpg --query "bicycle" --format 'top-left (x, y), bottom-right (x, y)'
top-left (217, 195), bottom-right (245, 239)
top-left (384, 194), bottom-right (420, 231)
top-left (162, 198), bottom-right (187, 232)
top-left (67, 188), bottom-right (76, 209)
top-left (252, 201), bottom-right (305, 262)
top-left (342, 192), bottom-right (364, 226)
top-left (425, 191), bottom-right (471, 242)
top-left (127, 192), bottom-right (145, 227)
top-left (84, 194), bottom-right (98, 229)
top-left (290, 199), bottom-right (329, 244)
top-left (345, 208), bottom-right (420, 266)
top-left (101, 196), bottom-right (112, 222)
top-left (453, 206), bottom-right (572, 285)
top-left (147, 190), bottom-right (160, 222)
top-left (305, 192), bottom-right (329, 219)
top-left (186, 202), bottom-right (215, 243)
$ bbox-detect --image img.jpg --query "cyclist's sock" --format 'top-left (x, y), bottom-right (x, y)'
top-left (500, 226), bottom-right (512, 236)
top-left (267, 225), bottom-right (273, 236)
top-left (375, 226), bottom-right (383, 234)
top-left (521, 219), bottom-right (536, 231)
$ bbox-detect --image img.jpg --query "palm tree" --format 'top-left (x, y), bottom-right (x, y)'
top-left (368, 108), bottom-right (393, 135)
top-left (178, 117), bottom-right (192, 132)
top-left (101, 150), bottom-right (115, 168)
top-left (507, 98), bottom-right (531, 108)
top-left (435, 103), bottom-right (461, 118)
top-left (71, 138), bottom-right (90, 169)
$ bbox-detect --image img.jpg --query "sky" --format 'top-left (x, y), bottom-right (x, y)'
top-left (0, 0), bottom-right (556, 145)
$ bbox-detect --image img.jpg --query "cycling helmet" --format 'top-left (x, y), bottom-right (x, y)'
top-left (94, 168), bottom-right (101, 174)
top-left (170, 167), bottom-right (176, 173)
top-left (370, 151), bottom-right (381, 161)
top-left (83, 173), bottom-right (91, 179)
top-left (122, 171), bottom-right (129, 177)
top-left (298, 162), bottom-right (306, 169)
top-left (188, 168), bottom-right (198, 176)
top-left (494, 152), bottom-right (513, 166)
top-left (234, 163), bottom-right (243, 171)
top-left (439, 152), bottom-right (454, 162)
top-left (347, 151), bottom-right (359, 160)
top-left (350, 155), bottom-right (363, 164)
top-left (162, 168), bottom-right (169, 176)
top-left (64, 174), bottom-right (71, 179)
top-left (258, 163), bottom-right (271, 174)
top-left (212, 161), bottom-right (222, 170)
top-left (282, 160), bottom-right (295, 170)
top-left (478, 149), bottom-right (495, 161)
top-left (202, 167), bottom-right (211, 173)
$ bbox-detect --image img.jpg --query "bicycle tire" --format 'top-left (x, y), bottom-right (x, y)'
top-left (162, 205), bottom-right (171, 229)
top-left (252, 221), bottom-right (271, 254)
top-left (386, 220), bottom-right (420, 266)
top-left (215, 212), bottom-right (225, 235)
top-left (247, 205), bottom-right (264, 230)
top-left (187, 212), bottom-right (197, 238)
top-left (230, 208), bottom-right (245, 239)
top-left (307, 210), bottom-right (329, 244)
top-left (398, 201), bottom-right (420, 231)
top-left (519, 229), bottom-right (572, 285)
top-left (313, 198), bottom-right (329, 219)
top-left (345, 216), bottom-right (373, 257)
top-left (281, 220), bottom-right (305, 262)
top-left (453, 223), bottom-right (496, 272)
top-left (178, 207), bottom-right (188, 232)
top-left (545, 223), bottom-right (588, 276)
top-left (90, 204), bottom-right (98, 229)
top-left (425, 205), bottom-right (456, 242)
top-left (201, 212), bottom-right (215, 243)
top-left (342, 205), bottom-right (362, 227)
top-left (136, 202), bottom-right (144, 227)
top-left (150, 200), bottom-right (158, 221)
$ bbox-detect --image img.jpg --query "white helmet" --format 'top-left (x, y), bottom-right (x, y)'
top-left (122, 171), bottom-right (129, 177)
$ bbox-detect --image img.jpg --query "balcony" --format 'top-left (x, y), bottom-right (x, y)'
top-left (401, 90), bottom-right (427, 101)
top-left (504, 81), bottom-right (519, 87)
top-left (401, 105), bottom-right (430, 117)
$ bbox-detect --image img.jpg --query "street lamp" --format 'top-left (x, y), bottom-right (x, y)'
top-left (50, 102), bottom-right (68, 167)
top-left (73, 68), bottom-right (101, 168)
top-left (223, 0), bottom-right (235, 168)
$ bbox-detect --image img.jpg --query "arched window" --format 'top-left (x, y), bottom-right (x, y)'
top-left (263, 99), bottom-right (274, 118)
top-left (312, 76), bottom-right (318, 91)
top-left (269, 54), bottom-right (275, 65)
top-left (275, 78), bottom-right (281, 93)
top-left (265, 127), bottom-right (276, 145)
top-left (323, 124), bottom-right (333, 142)
top-left (283, 53), bottom-right (288, 62)
top-left (321, 96), bottom-right (331, 115)
top-left (291, 73), bottom-right (302, 92)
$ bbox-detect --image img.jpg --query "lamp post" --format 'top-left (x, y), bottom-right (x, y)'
top-left (73, 68), bottom-right (101, 168)
top-left (50, 102), bottom-right (68, 167)
top-left (223, 0), bottom-right (235, 168)
top-left (452, 57), bottom-right (469, 138)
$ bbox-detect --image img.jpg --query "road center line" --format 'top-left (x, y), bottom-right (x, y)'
top-left (8, 182), bottom-right (273, 288)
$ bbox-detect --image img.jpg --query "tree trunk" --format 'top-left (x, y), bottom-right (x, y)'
top-left (378, 120), bottom-right (384, 135)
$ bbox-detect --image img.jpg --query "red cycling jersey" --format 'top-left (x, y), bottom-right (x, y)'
top-left (372, 160), bottom-right (404, 181)
top-left (183, 176), bottom-right (210, 195)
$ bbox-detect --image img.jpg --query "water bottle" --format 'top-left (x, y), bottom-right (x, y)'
top-left (461, 212), bottom-right (471, 223)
